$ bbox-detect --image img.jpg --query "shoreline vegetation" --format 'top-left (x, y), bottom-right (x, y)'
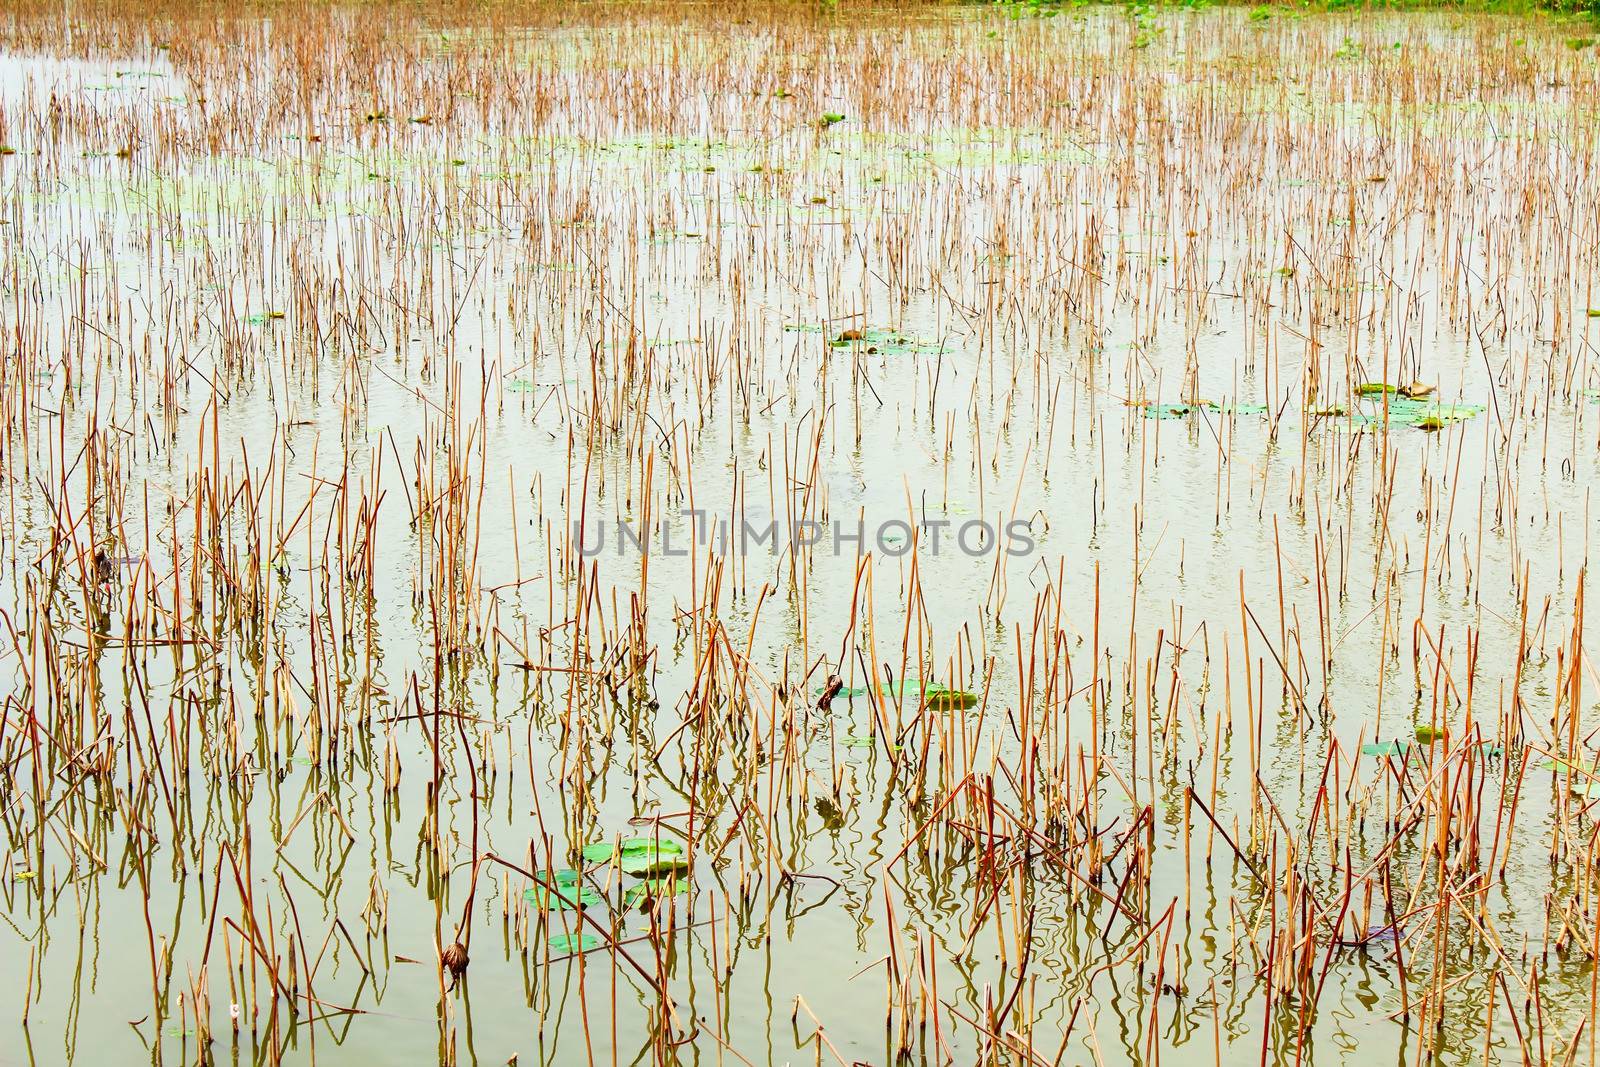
top-left (993, 0), bottom-right (1599, 15)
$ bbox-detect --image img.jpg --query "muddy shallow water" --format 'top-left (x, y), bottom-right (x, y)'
top-left (1, 3), bottom-right (1598, 1064)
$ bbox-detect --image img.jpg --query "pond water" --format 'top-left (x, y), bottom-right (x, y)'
top-left (1, 3), bottom-right (1598, 1064)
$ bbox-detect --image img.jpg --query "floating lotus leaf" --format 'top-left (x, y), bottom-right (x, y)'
top-left (547, 932), bottom-right (601, 953)
top-left (815, 680), bottom-right (977, 709)
top-left (582, 837), bottom-right (687, 877)
top-left (524, 870), bottom-right (602, 911)
top-left (624, 877), bottom-right (688, 907)
top-left (1349, 396), bottom-right (1483, 429)
top-left (784, 323), bottom-right (942, 356)
top-left (1138, 400), bottom-right (1267, 419)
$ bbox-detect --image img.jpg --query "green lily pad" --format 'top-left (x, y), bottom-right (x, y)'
top-left (879, 681), bottom-right (979, 709)
top-left (621, 841), bottom-right (686, 877)
top-left (1540, 755), bottom-right (1598, 773)
top-left (547, 932), bottom-right (601, 953)
top-left (1139, 399), bottom-right (1268, 420)
top-left (816, 680), bottom-right (976, 709)
top-left (923, 688), bottom-right (979, 711)
top-left (1413, 724), bottom-right (1446, 744)
top-left (1361, 740), bottom-right (1409, 758)
top-left (784, 323), bottom-right (942, 356)
top-left (624, 878), bottom-right (688, 906)
top-left (1141, 403), bottom-right (1203, 419)
top-left (524, 870), bottom-right (602, 911)
top-left (1350, 396), bottom-right (1483, 429)
top-left (583, 837), bottom-right (688, 877)
top-left (840, 733), bottom-right (903, 752)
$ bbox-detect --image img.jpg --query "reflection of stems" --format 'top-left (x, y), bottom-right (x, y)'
top-left (944, 1001), bottom-right (1055, 1067)
top-left (1185, 787), bottom-right (1266, 885)
top-left (779, 871), bottom-right (844, 921)
top-left (779, 869), bottom-right (843, 890)
top-left (545, 915), bottom-right (717, 963)
top-left (790, 995), bottom-right (851, 1067)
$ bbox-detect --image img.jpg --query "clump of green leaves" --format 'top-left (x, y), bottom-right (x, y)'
top-left (1350, 396), bottom-right (1483, 430)
top-left (581, 836), bottom-right (688, 877)
top-left (1128, 2), bottom-right (1165, 47)
top-left (995, 0), bottom-right (1065, 20)
top-left (524, 869), bottom-right (602, 911)
top-left (624, 878), bottom-right (688, 907)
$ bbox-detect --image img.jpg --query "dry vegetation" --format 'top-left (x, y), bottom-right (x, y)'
top-left (1, 0), bottom-right (1600, 1063)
